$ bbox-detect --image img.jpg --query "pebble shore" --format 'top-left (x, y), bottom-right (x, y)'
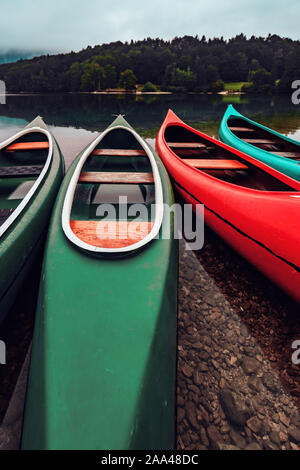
top-left (177, 228), bottom-right (300, 450)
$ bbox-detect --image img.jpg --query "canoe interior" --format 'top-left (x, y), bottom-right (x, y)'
top-left (70, 128), bottom-right (156, 249)
top-left (165, 124), bottom-right (296, 191)
top-left (228, 117), bottom-right (300, 159)
top-left (0, 132), bottom-right (49, 226)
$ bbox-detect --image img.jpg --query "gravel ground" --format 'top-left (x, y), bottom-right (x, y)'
top-left (177, 227), bottom-right (300, 450)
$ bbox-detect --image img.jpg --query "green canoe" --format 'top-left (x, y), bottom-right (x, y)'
top-left (21, 115), bottom-right (178, 450)
top-left (219, 104), bottom-right (300, 181)
top-left (0, 117), bottom-right (64, 322)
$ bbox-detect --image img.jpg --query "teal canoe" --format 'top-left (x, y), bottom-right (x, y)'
top-left (21, 115), bottom-right (178, 450)
top-left (0, 117), bottom-right (64, 322)
top-left (219, 104), bottom-right (300, 181)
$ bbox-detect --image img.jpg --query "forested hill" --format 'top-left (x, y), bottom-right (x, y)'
top-left (0, 34), bottom-right (299, 93)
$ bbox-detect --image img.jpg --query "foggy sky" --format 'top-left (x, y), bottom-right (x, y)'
top-left (1, 0), bottom-right (298, 53)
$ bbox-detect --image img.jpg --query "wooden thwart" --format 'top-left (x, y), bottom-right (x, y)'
top-left (243, 138), bottom-right (281, 144)
top-left (6, 142), bottom-right (49, 151)
top-left (70, 220), bottom-right (154, 249)
top-left (274, 151), bottom-right (300, 158)
top-left (229, 127), bottom-right (255, 133)
top-left (79, 171), bottom-right (154, 184)
top-left (168, 142), bottom-right (206, 149)
top-left (91, 149), bottom-right (146, 156)
top-left (0, 165), bottom-right (43, 177)
top-left (183, 159), bottom-right (248, 170)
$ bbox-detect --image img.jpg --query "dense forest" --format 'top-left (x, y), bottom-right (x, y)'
top-left (0, 34), bottom-right (299, 93)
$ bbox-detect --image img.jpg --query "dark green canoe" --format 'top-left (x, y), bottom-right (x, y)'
top-left (21, 115), bottom-right (178, 450)
top-left (0, 117), bottom-right (64, 322)
top-left (219, 104), bottom-right (300, 181)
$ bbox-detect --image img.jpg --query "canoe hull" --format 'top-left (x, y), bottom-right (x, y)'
top-left (219, 104), bottom-right (300, 181)
top-left (22, 117), bottom-right (178, 450)
top-left (0, 118), bottom-right (64, 322)
top-left (157, 110), bottom-right (300, 303)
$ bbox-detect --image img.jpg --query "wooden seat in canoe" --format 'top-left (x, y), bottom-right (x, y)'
top-left (5, 142), bottom-right (49, 151)
top-left (183, 159), bottom-right (248, 170)
top-left (243, 138), bottom-right (281, 144)
top-left (168, 142), bottom-right (206, 149)
top-left (229, 127), bottom-right (255, 133)
top-left (273, 151), bottom-right (300, 158)
top-left (91, 149), bottom-right (146, 156)
top-left (0, 165), bottom-right (43, 177)
top-left (79, 171), bottom-right (154, 184)
top-left (70, 220), bottom-right (154, 249)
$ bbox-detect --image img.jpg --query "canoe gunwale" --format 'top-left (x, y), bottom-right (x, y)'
top-left (62, 124), bottom-right (164, 254)
top-left (0, 126), bottom-right (53, 238)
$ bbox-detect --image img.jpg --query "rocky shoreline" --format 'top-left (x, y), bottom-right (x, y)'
top-left (177, 230), bottom-right (300, 450)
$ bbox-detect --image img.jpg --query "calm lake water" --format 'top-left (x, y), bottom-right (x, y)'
top-left (1, 92), bottom-right (300, 168)
top-left (0, 93), bottom-right (300, 450)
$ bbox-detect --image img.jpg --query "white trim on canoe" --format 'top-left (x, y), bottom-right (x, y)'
top-left (0, 126), bottom-right (53, 238)
top-left (62, 125), bottom-right (164, 254)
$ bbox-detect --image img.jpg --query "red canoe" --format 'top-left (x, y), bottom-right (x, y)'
top-left (156, 109), bottom-right (300, 303)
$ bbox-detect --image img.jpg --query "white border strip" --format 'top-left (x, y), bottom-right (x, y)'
top-left (0, 126), bottom-right (53, 238)
top-left (62, 125), bottom-right (164, 254)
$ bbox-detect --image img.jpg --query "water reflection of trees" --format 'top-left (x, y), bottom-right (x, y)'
top-left (1, 93), bottom-right (300, 136)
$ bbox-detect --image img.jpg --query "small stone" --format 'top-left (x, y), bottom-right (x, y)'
top-left (198, 445), bottom-right (208, 451)
top-left (207, 425), bottom-right (223, 449)
top-left (193, 370), bottom-right (201, 385)
top-left (228, 355), bottom-right (238, 366)
top-left (203, 294), bottom-right (215, 306)
top-left (198, 362), bottom-right (209, 373)
top-left (244, 442), bottom-right (261, 450)
top-left (279, 431), bottom-right (288, 442)
top-left (211, 360), bottom-right (219, 370)
top-left (186, 401), bottom-right (198, 429)
top-left (262, 373), bottom-right (280, 393)
top-left (192, 342), bottom-right (203, 350)
top-left (220, 424), bottom-right (231, 434)
top-left (219, 389), bottom-right (251, 427)
top-left (177, 395), bottom-right (184, 407)
top-left (270, 431), bottom-right (281, 445)
top-left (290, 414), bottom-right (300, 427)
top-left (199, 427), bottom-right (209, 447)
top-left (247, 416), bottom-right (262, 434)
top-left (248, 376), bottom-right (263, 392)
top-left (240, 324), bottom-right (249, 337)
top-left (189, 384), bottom-right (199, 395)
top-left (219, 378), bottom-right (226, 388)
top-left (177, 407), bottom-right (185, 423)
top-left (279, 412), bottom-right (290, 428)
top-left (264, 440), bottom-right (279, 450)
top-left (290, 442), bottom-right (300, 451)
top-left (182, 363), bottom-right (193, 378)
top-left (197, 406), bottom-right (209, 425)
top-left (288, 426), bottom-right (300, 444)
top-left (230, 429), bottom-right (246, 449)
top-left (242, 357), bottom-right (260, 375)
top-left (218, 444), bottom-right (240, 450)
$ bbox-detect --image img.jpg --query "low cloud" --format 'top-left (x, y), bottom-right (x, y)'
top-left (0, 0), bottom-right (299, 53)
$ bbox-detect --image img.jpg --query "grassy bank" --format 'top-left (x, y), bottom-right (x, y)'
top-left (224, 82), bottom-right (251, 92)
